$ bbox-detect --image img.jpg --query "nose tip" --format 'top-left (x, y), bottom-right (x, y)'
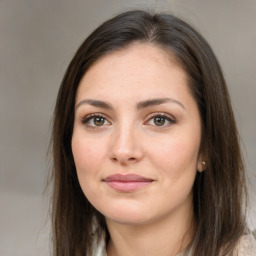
top-left (111, 154), bottom-right (139, 165)
top-left (109, 128), bottom-right (144, 165)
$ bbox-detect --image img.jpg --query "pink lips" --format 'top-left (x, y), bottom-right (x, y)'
top-left (103, 174), bottom-right (153, 192)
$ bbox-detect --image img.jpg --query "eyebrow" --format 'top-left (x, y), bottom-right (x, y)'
top-left (76, 99), bottom-right (112, 109)
top-left (136, 98), bottom-right (185, 110)
top-left (76, 97), bottom-right (185, 110)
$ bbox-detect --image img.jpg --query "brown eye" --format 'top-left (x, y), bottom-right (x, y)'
top-left (146, 113), bottom-right (175, 127)
top-left (94, 117), bottom-right (105, 126)
top-left (154, 116), bottom-right (166, 126)
top-left (81, 114), bottom-right (110, 128)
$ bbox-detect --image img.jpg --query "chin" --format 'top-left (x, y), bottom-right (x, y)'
top-left (98, 202), bottom-right (151, 225)
top-left (106, 212), bottom-right (150, 226)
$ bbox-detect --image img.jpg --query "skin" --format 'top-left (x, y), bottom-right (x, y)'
top-left (72, 44), bottom-right (204, 256)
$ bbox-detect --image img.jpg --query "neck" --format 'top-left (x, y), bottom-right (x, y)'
top-left (106, 202), bottom-right (194, 256)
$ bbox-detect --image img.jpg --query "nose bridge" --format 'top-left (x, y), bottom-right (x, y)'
top-left (110, 119), bottom-right (143, 164)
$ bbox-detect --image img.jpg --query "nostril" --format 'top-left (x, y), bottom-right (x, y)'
top-left (112, 157), bottom-right (118, 162)
top-left (111, 156), bottom-right (138, 164)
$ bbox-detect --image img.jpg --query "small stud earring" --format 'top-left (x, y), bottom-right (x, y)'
top-left (202, 161), bottom-right (206, 166)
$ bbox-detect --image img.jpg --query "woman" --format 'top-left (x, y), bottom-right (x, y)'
top-left (50, 10), bottom-right (256, 255)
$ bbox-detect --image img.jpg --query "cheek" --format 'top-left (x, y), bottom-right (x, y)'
top-left (147, 133), bottom-right (200, 178)
top-left (71, 136), bottom-right (106, 202)
top-left (72, 137), bottom-right (105, 173)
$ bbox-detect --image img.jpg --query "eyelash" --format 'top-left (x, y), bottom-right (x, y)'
top-left (146, 112), bottom-right (175, 126)
top-left (80, 112), bottom-right (175, 128)
top-left (80, 113), bottom-right (110, 127)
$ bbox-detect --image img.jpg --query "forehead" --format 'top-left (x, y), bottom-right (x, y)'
top-left (76, 44), bottom-right (190, 104)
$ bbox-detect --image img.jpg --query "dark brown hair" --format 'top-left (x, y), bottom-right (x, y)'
top-left (51, 10), bottom-right (247, 255)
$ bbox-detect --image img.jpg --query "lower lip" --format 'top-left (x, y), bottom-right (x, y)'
top-left (104, 181), bottom-right (153, 192)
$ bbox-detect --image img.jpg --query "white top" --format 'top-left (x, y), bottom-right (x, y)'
top-left (92, 233), bottom-right (256, 256)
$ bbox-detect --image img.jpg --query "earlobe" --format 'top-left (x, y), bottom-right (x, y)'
top-left (197, 156), bottom-right (206, 172)
top-left (201, 161), bottom-right (206, 172)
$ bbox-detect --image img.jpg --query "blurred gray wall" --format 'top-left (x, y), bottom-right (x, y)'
top-left (0, 0), bottom-right (255, 255)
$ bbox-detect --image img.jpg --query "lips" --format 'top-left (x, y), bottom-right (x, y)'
top-left (103, 174), bottom-right (154, 192)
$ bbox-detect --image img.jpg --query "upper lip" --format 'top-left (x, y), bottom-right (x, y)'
top-left (103, 174), bottom-right (153, 182)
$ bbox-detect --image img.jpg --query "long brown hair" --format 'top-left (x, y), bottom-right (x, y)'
top-left (50, 10), bottom-right (247, 255)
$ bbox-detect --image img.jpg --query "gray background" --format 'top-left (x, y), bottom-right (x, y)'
top-left (0, 0), bottom-right (255, 255)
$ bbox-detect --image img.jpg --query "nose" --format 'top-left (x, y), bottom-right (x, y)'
top-left (109, 125), bottom-right (144, 165)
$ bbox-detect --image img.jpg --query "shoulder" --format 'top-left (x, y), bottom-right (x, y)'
top-left (234, 233), bottom-right (256, 255)
top-left (91, 231), bottom-right (256, 256)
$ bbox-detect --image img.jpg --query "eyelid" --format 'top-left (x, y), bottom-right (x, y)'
top-left (145, 112), bottom-right (176, 125)
top-left (80, 112), bottom-right (111, 126)
top-left (79, 112), bottom-right (175, 127)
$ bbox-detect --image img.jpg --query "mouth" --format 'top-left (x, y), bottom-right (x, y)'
top-left (103, 174), bottom-right (154, 192)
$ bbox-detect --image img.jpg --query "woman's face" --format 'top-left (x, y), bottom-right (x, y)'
top-left (72, 44), bottom-right (204, 225)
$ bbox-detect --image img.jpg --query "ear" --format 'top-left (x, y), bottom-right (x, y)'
top-left (197, 152), bottom-right (206, 172)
